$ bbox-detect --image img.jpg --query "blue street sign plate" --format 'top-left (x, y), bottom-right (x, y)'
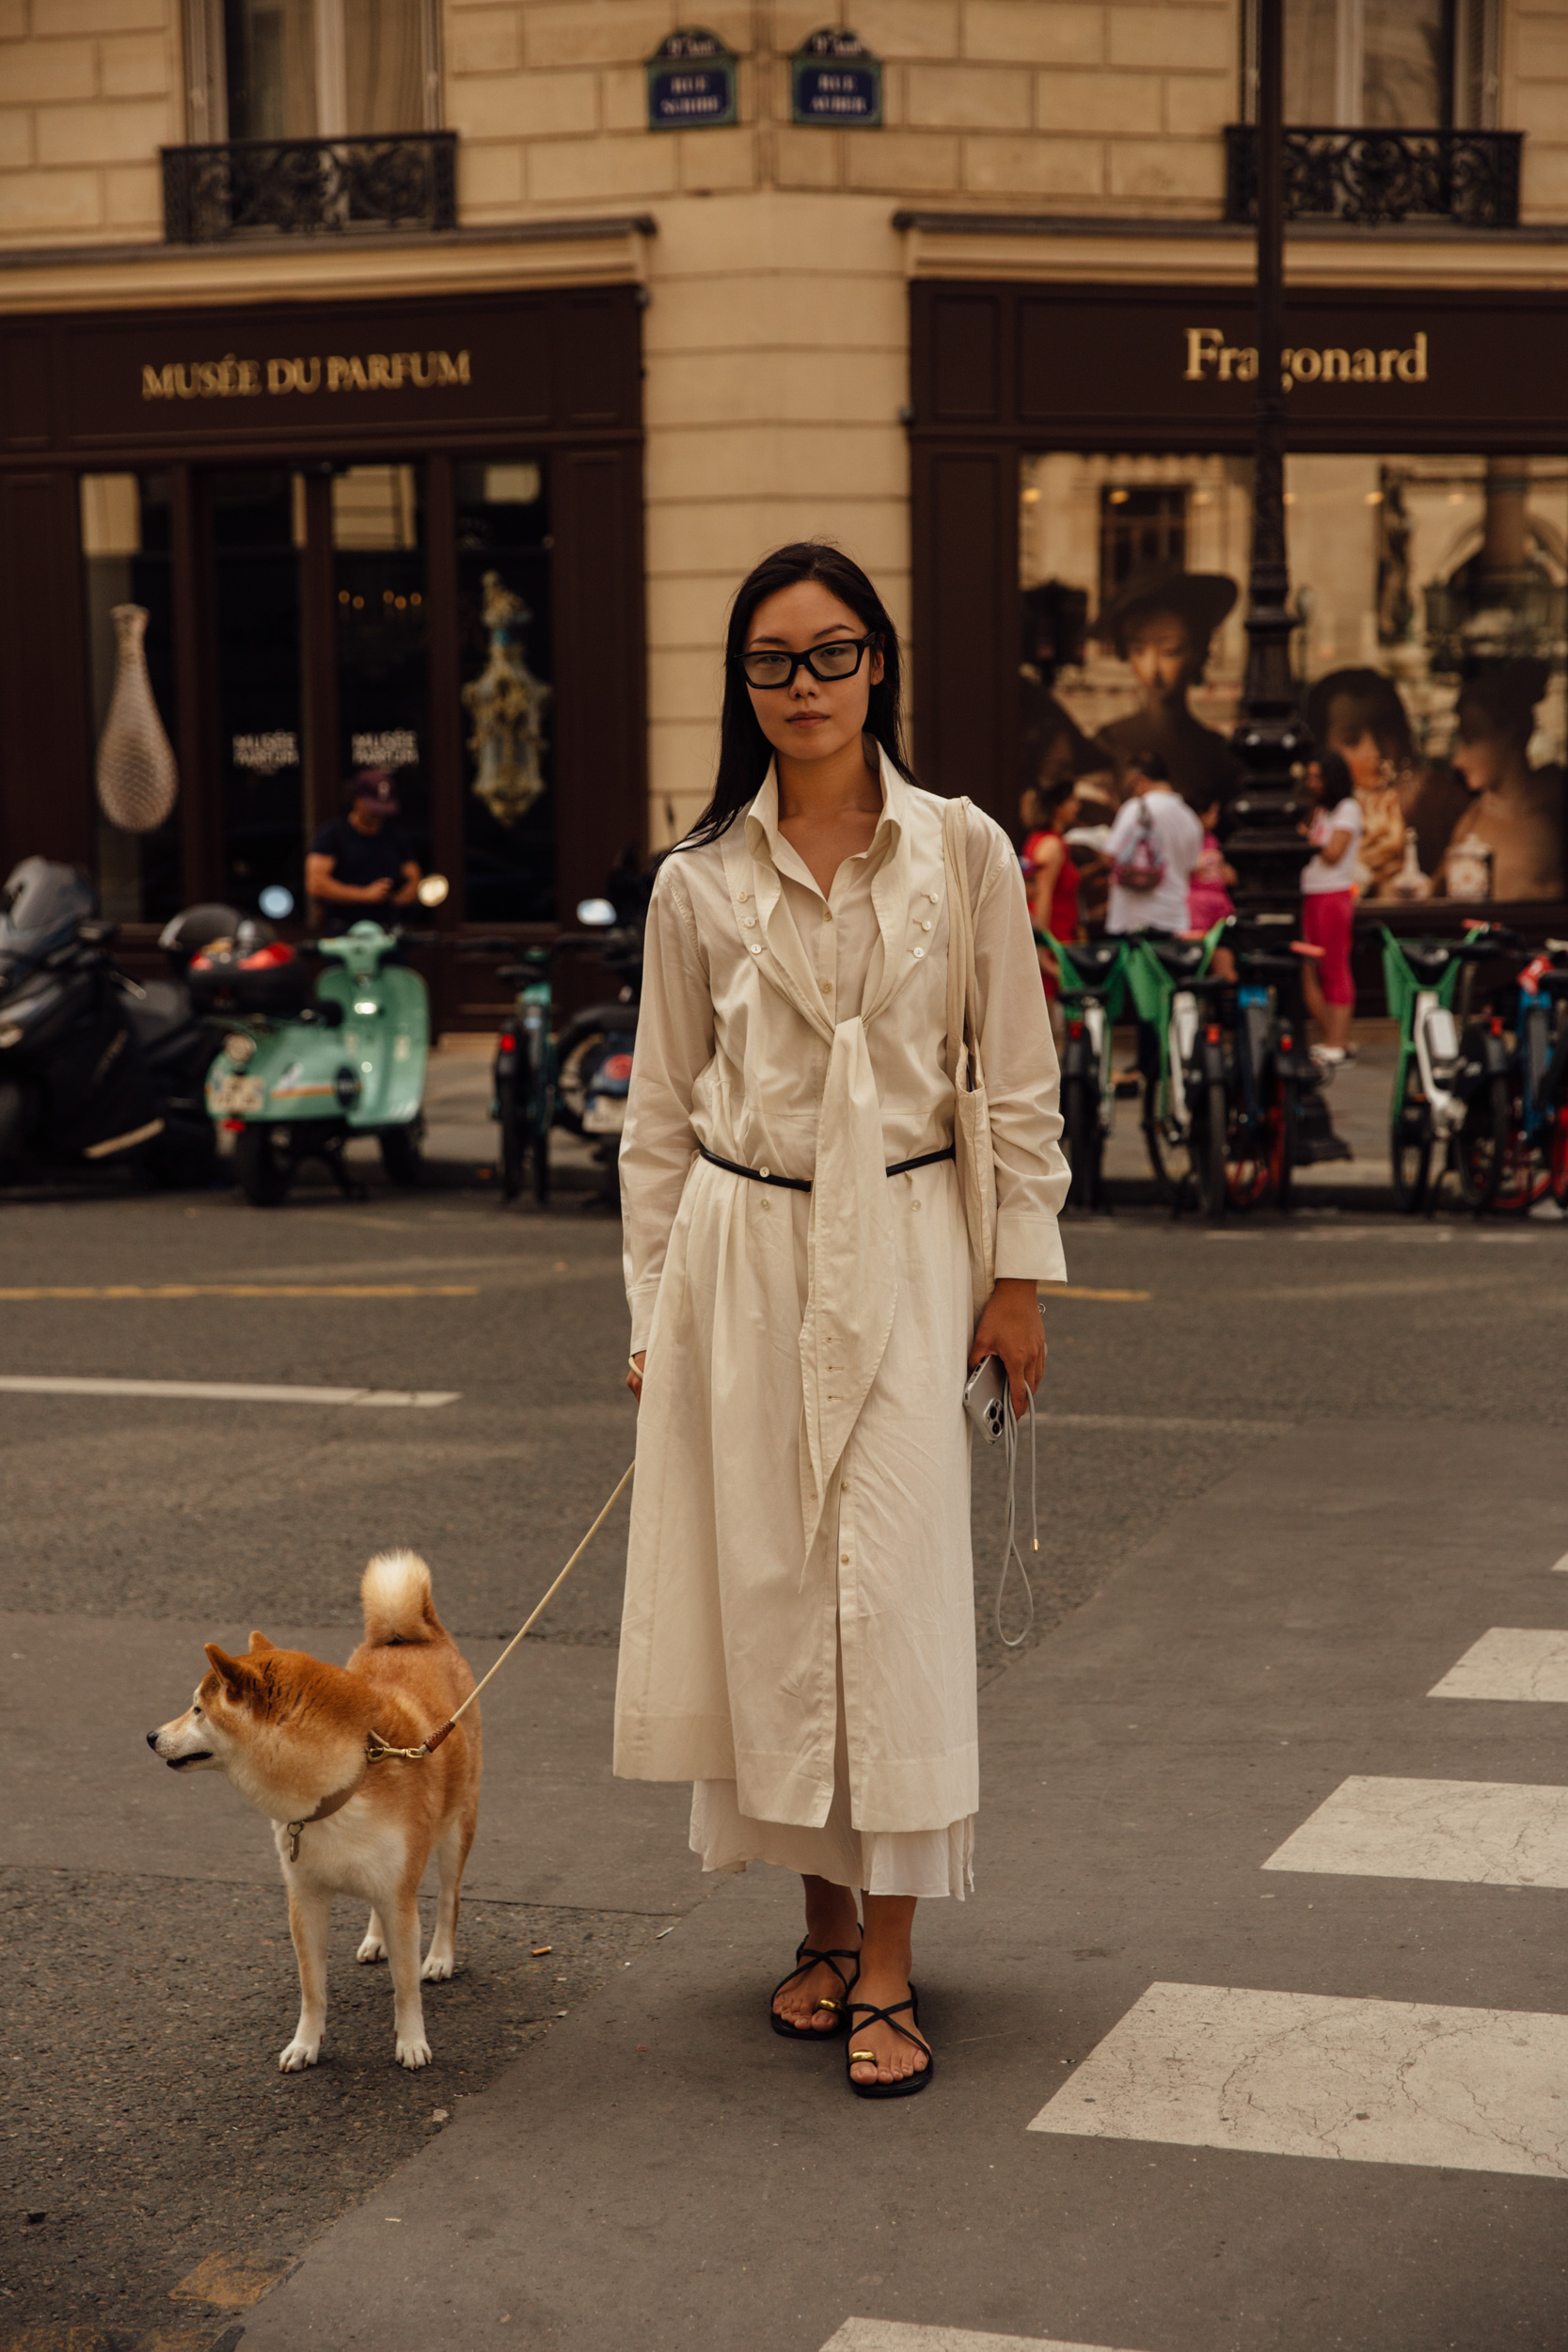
top-left (647, 28), bottom-right (736, 129)
top-left (791, 28), bottom-right (882, 126)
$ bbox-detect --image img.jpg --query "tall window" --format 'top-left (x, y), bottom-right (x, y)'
top-left (185, 0), bottom-right (439, 141)
top-left (1244, 0), bottom-right (1497, 130)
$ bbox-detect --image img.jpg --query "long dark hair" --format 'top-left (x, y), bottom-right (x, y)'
top-left (679, 543), bottom-right (915, 849)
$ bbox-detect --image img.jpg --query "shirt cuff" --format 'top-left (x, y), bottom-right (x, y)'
top-left (994, 1210), bottom-right (1068, 1287)
top-left (626, 1277), bottom-right (662, 1356)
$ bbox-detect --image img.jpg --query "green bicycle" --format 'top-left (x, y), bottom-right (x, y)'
top-left (1037, 930), bottom-right (1132, 1210)
top-left (1123, 923), bottom-right (1227, 1206)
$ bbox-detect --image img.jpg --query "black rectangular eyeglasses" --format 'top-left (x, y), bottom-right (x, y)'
top-left (735, 634), bottom-right (877, 690)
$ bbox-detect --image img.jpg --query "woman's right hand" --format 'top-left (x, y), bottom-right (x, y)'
top-left (627, 1351), bottom-right (645, 1403)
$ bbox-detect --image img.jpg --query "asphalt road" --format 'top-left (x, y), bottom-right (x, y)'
top-left (4, 1138), bottom-right (1568, 2351)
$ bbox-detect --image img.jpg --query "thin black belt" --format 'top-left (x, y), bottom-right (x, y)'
top-left (697, 1142), bottom-right (955, 1194)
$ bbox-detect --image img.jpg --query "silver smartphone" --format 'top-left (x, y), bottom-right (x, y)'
top-left (962, 1300), bottom-right (1047, 1443)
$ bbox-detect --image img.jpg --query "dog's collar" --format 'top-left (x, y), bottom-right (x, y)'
top-left (282, 1728), bottom-right (425, 1861)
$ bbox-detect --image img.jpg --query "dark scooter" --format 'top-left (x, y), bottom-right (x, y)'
top-left (0, 856), bottom-right (231, 1189)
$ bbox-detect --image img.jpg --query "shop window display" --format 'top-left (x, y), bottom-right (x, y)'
top-left (79, 473), bottom-right (181, 926)
top-left (456, 462), bottom-right (553, 925)
top-left (211, 468), bottom-right (307, 914)
top-left (332, 463), bottom-right (430, 883)
top-left (1019, 450), bottom-right (1568, 912)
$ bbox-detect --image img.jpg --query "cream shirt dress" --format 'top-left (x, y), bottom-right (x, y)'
top-left (614, 754), bottom-right (1069, 1898)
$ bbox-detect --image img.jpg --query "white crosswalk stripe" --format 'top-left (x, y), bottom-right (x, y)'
top-left (1429, 1629), bottom-right (1568, 1702)
top-left (820, 2327), bottom-right (1144, 2352)
top-left (1028, 1982), bottom-right (1568, 2177)
top-left (1261, 1773), bottom-right (1568, 1887)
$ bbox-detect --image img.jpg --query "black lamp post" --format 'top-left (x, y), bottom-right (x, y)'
top-left (1227, 0), bottom-right (1311, 908)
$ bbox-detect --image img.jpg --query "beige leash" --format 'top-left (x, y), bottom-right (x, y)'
top-left (366, 1460), bottom-right (636, 1763)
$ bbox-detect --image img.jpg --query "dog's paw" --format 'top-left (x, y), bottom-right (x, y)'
top-left (356, 1932), bottom-right (388, 1965)
top-left (278, 2038), bottom-right (321, 2073)
top-left (396, 2034), bottom-right (433, 2070)
top-left (420, 1948), bottom-right (454, 1982)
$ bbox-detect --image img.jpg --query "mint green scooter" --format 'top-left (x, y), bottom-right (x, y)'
top-left (198, 919), bottom-right (429, 1206)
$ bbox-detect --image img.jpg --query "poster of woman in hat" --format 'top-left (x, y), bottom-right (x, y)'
top-left (1093, 567), bottom-right (1246, 813)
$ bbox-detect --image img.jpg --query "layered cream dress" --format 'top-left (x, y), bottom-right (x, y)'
top-left (613, 755), bottom-right (1069, 1897)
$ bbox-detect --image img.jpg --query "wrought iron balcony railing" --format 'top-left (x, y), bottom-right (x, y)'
top-left (163, 133), bottom-right (457, 245)
top-left (1224, 124), bottom-right (1522, 230)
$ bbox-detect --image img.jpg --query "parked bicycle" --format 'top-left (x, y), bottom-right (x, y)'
top-left (1381, 923), bottom-right (1507, 1213)
top-left (1123, 923), bottom-right (1227, 1205)
top-left (485, 897), bottom-right (644, 1206)
top-left (1184, 914), bottom-right (1348, 1219)
top-left (1037, 930), bottom-right (1131, 1210)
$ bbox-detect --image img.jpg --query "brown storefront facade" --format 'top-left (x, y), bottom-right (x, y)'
top-left (910, 272), bottom-right (1568, 942)
top-left (0, 282), bottom-right (645, 1027)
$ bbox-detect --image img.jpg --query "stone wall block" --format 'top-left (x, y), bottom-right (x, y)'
top-left (445, 8), bottom-right (523, 74)
top-left (1514, 10), bottom-right (1568, 79)
top-left (643, 270), bottom-right (903, 356)
top-left (964, 131), bottom-right (1103, 196)
top-left (775, 123), bottom-right (843, 188)
top-left (845, 127), bottom-right (959, 191)
top-left (847, 0), bottom-right (960, 58)
top-left (1520, 140), bottom-right (1568, 218)
top-left (0, 166), bottom-right (103, 231)
top-left (104, 158), bottom-right (161, 223)
top-left (457, 138), bottom-right (526, 209)
top-left (100, 29), bottom-right (174, 95)
top-left (41, 0), bottom-right (166, 30)
top-left (905, 60), bottom-right (1031, 129)
top-left (679, 126), bottom-right (758, 193)
top-left (0, 107), bottom-right (31, 170)
top-left (1164, 68), bottom-right (1234, 137)
top-left (1106, 3), bottom-right (1233, 73)
top-left (646, 345), bottom-right (905, 431)
top-left (527, 131), bottom-right (678, 203)
top-left (1512, 82), bottom-right (1568, 141)
top-left (1, 39), bottom-right (100, 101)
top-left (1108, 133), bottom-right (1225, 201)
top-left (1036, 67), bottom-right (1160, 134)
top-left (648, 421), bottom-right (908, 505)
top-left (963, 0), bottom-right (1103, 66)
top-left (451, 67), bottom-right (598, 139)
top-left (602, 64), bottom-right (648, 134)
top-left (37, 95), bottom-right (172, 166)
top-left (523, 1), bottom-right (679, 71)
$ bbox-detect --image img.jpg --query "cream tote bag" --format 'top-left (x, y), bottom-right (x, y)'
top-left (942, 795), bottom-right (997, 1315)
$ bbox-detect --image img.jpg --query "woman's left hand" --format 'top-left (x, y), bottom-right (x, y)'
top-left (969, 1277), bottom-right (1045, 1417)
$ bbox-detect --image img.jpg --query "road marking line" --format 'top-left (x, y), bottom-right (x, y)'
top-left (0, 1375), bottom-right (458, 1407)
top-left (0, 1284), bottom-right (478, 1300)
top-left (822, 2325), bottom-right (1144, 2352)
top-left (1048, 1412), bottom-right (1291, 1434)
top-left (1430, 1629), bottom-right (1568, 1703)
top-left (1028, 1981), bottom-right (1568, 2176)
top-left (1261, 1774), bottom-right (1568, 1887)
top-left (1038, 1286), bottom-right (1151, 1303)
top-left (1553, 1553), bottom-right (1568, 1574)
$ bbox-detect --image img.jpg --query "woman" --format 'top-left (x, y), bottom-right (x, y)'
top-left (1443, 660), bottom-right (1565, 902)
top-left (615, 543), bottom-right (1069, 2099)
top-left (1021, 777), bottom-right (1081, 995)
top-left (1299, 750), bottom-right (1362, 1064)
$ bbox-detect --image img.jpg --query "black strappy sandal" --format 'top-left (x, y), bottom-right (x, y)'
top-left (845, 1987), bottom-right (933, 2098)
top-left (769, 1940), bottom-right (861, 2040)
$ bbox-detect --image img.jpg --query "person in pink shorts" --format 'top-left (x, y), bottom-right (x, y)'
top-left (1299, 750), bottom-right (1363, 1064)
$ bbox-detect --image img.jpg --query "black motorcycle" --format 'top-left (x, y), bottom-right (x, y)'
top-left (0, 857), bottom-right (235, 1188)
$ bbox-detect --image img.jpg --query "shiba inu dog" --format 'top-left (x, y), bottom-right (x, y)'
top-left (149, 1551), bottom-right (481, 2072)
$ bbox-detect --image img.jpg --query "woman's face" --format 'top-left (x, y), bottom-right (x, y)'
top-left (1326, 711), bottom-right (1387, 793)
top-left (744, 581), bottom-right (883, 770)
top-left (1126, 614), bottom-right (1197, 705)
top-left (1453, 723), bottom-right (1509, 796)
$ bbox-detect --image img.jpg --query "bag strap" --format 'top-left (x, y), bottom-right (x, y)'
top-left (942, 795), bottom-right (983, 1084)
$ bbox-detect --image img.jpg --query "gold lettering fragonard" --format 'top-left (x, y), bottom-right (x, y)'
top-left (1183, 326), bottom-right (1427, 391)
top-left (141, 351), bottom-right (472, 401)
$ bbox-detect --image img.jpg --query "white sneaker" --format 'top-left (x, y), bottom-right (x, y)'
top-left (1311, 1044), bottom-right (1345, 1070)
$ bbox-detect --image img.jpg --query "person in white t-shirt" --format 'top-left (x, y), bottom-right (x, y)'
top-left (1299, 748), bottom-right (1363, 1062)
top-left (1103, 756), bottom-right (1205, 938)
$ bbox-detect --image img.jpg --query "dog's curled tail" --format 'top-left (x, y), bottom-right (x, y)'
top-left (360, 1549), bottom-right (443, 1648)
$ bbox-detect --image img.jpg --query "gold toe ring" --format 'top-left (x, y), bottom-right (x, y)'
top-left (814, 1998), bottom-right (841, 2014)
top-left (847, 2049), bottom-right (879, 2065)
